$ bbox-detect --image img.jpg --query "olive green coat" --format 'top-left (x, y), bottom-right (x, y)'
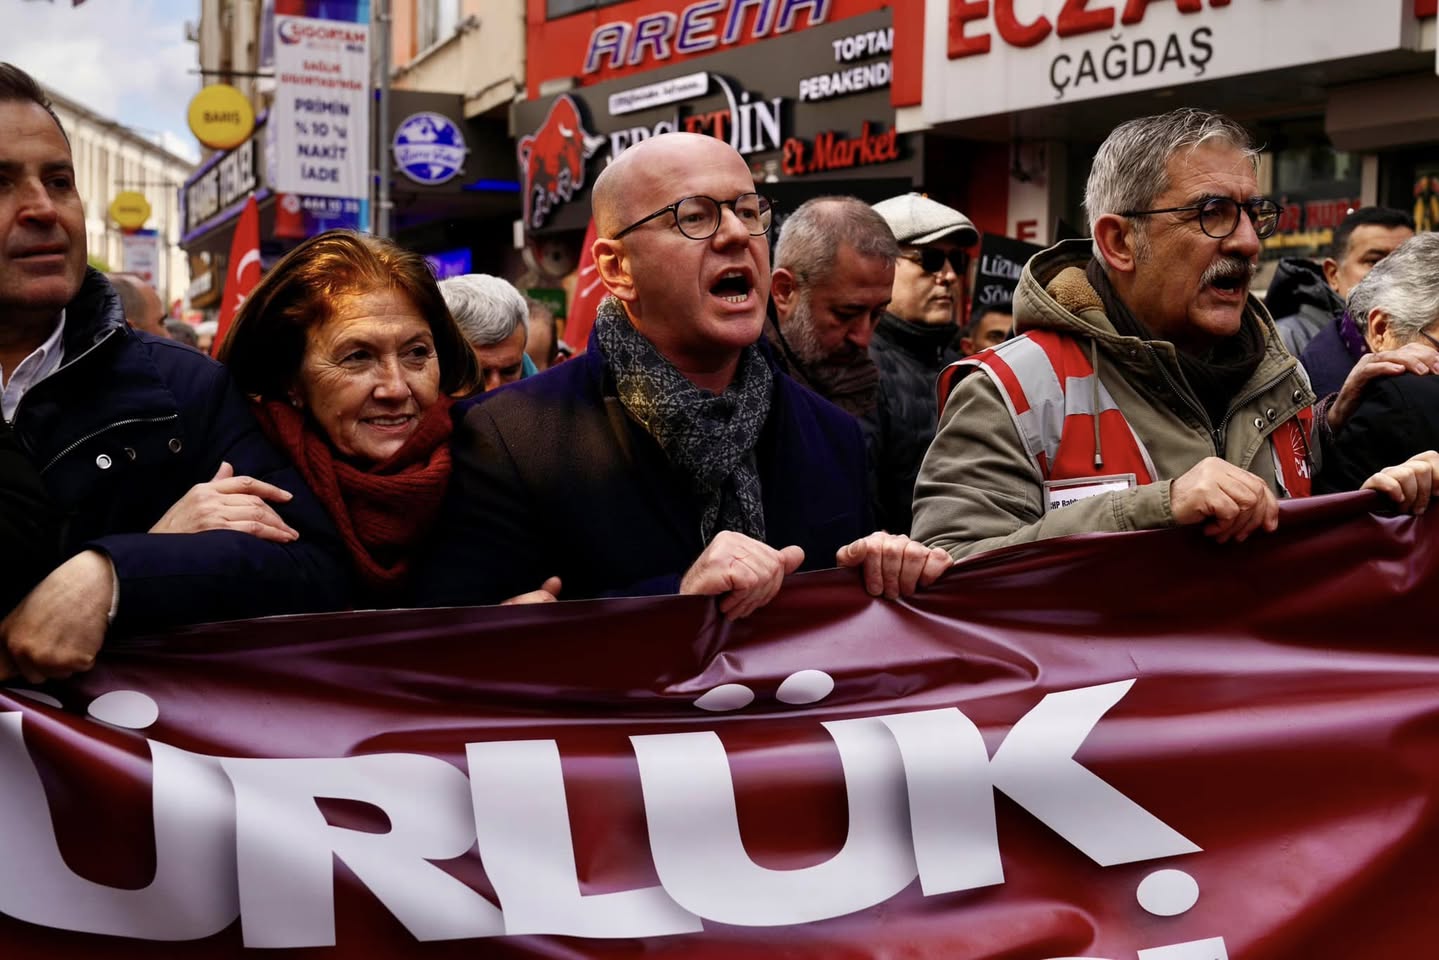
top-left (912, 240), bottom-right (1316, 561)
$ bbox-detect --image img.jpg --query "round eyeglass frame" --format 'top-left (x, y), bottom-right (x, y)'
top-left (1120, 197), bottom-right (1283, 240)
top-left (611, 193), bottom-right (773, 241)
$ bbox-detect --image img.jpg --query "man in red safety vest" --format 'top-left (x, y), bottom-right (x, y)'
top-left (913, 108), bottom-right (1439, 561)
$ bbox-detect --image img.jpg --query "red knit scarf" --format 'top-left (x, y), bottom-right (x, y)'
top-left (252, 394), bottom-right (455, 591)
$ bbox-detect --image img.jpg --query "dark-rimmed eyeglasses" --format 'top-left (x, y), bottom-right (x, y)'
top-left (898, 247), bottom-right (962, 275)
top-left (1120, 197), bottom-right (1282, 240)
top-left (611, 192), bottom-right (773, 241)
top-left (1421, 330), bottom-right (1439, 352)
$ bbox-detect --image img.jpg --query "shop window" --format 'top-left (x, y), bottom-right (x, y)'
top-left (1263, 139), bottom-right (1361, 262)
top-left (1378, 148), bottom-right (1439, 234)
top-left (417, 0), bottom-right (461, 51)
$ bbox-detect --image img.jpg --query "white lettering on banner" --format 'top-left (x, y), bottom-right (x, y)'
top-left (0, 679), bottom-right (1202, 946)
top-left (466, 740), bottom-right (702, 937)
top-left (221, 754), bottom-right (499, 947)
top-left (633, 717), bottom-right (919, 926)
top-left (272, 15), bottom-right (369, 200)
top-left (0, 713), bottom-right (238, 939)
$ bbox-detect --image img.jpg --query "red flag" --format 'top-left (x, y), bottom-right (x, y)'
top-left (563, 218), bottom-right (603, 355)
top-left (212, 195), bottom-right (261, 358)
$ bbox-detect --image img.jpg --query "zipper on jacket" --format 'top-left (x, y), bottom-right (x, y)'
top-left (1213, 366), bottom-right (1296, 452)
top-left (40, 413), bottom-right (180, 474)
top-left (1142, 343), bottom-right (1221, 454)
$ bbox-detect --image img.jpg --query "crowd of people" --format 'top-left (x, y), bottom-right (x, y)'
top-left (2, 58), bottom-right (1437, 684)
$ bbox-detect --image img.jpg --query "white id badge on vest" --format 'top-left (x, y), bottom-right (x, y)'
top-left (1043, 474), bottom-right (1137, 514)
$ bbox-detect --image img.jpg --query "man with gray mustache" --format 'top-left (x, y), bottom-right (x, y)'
top-left (913, 108), bottom-right (1439, 560)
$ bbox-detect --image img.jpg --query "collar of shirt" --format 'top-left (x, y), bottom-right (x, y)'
top-left (2, 310), bottom-right (67, 422)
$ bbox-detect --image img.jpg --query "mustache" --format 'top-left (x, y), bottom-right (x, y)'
top-left (1201, 256), bottom-right (1257, 286)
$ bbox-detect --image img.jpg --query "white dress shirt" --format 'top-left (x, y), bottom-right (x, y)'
top-left (1, 311), bottom-right (65, 422)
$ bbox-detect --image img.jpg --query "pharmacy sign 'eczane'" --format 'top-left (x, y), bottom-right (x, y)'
top-left (917, 0), bottom-right (1410, 125)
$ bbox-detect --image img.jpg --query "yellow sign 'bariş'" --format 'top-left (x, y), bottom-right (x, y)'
top-left (187, 84), bottom-right (255, 151)
top-left (109, 191), bottom-right (152, 230)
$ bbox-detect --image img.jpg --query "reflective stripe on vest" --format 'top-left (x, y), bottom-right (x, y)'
top-left (941, 330), bottom-right (1156, 484)
top-left (942, 330), bottom-right (1313, 496)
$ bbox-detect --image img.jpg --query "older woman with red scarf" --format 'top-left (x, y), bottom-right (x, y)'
top-left (154, 230), bottom-right (556, 605)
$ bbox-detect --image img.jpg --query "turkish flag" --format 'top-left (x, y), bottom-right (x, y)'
top-left (212, 195), bottom-right (261, 358)
top-left (563, 218), bottom-right (604, 355)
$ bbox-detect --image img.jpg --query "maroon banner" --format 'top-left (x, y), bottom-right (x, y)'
top-left (3, 492), bottom-right (1438, 958)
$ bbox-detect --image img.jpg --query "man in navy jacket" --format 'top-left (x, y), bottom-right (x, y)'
top-left (416, 133), bottom-right (951, 614)
top-left (0, 63), bottom-right (350, 682)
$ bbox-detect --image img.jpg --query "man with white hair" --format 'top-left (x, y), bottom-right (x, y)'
top-left (438, 273), bottom-right (534, 392)
top-left (914, 108), bottom-right (1439, 560)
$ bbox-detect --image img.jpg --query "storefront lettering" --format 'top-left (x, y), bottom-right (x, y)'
top-left (781, 121), bottom-right (900, 175)
top-left (949, 0), bottom-right (1230, 59)
top-left (1049, 27), bottom-right (1212, 100)
top-left (184, 136), bottom-right (257, 234)
top-left (800, 26), bottom-right (893, 101)
top-left (585, 0), bottom-right (831, 74)
top-left (799, 61), bottom-right (890, 101)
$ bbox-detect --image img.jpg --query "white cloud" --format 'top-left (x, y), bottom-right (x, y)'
top-left (0, 0), bottom-right (203, 160)
top-left (156, 129), bottom-right (202, 164)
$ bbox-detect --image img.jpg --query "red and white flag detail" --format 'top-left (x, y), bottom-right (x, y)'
top-left (211, 195), bottom-right (261, 358)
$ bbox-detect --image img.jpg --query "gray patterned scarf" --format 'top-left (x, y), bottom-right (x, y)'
top-left (595, 297), bottom-right (773, 543)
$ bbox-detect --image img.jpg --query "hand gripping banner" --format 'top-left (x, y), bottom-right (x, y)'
top-left (2, 491), bottom-right (1437, 958)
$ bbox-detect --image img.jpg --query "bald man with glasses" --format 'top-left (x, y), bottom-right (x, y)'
top-left (416, 133), bottom-right (949, 613)
top-left (913, 108), bottom-right (1439, 561)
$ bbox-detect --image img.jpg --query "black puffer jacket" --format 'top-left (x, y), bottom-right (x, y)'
top-left (863, 313), bottom-right (959, 534)
top-left (1266, 257), bottom-right (1342, 358)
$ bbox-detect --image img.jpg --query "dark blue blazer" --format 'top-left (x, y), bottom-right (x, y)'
top-left (414, 337), bottom-right (874, 605)
top-left (10, 269), bottom-right (353, 628)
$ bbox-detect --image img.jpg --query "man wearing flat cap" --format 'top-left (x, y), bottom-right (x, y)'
top-left (866, 193), bottom-right (979, 534)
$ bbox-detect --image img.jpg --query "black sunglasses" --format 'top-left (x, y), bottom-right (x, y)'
top-left (899, 247), bottom-right (962, 274)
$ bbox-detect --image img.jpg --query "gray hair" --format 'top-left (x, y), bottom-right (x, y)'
top-left (1347, 232), bottom-right (1439, 343)
top-left (774, 196), bottom-right (899, 287)
top-left (1084, 108), bottom-right (1259, 259)
top-left (438, 274), bottom-right (528, 348)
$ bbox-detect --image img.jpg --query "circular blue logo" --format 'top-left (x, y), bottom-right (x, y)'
top-left (392, 112), bottom-right (467, 186)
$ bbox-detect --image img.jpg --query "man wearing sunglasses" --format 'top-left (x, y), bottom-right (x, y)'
top-left (417, 133), bottom-right (951, 614)
top-left (868, 194), bottom-right (979, 535)
top-left (913, 107), bottom-right (1439, 561)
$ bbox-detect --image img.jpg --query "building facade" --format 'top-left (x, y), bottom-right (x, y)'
top-left (899, 0), bottom-right (1439, 274)
top-left (511, 0), bottom-right (975, 325)
top-left (45, 88), bottom-right (195, 308)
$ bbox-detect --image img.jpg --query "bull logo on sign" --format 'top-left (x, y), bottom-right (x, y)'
top-left (517, 95), bottom-right (606, 232)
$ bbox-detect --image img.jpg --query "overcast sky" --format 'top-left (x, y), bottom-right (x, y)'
top-left (1, 0), bottom-right (203, 163)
